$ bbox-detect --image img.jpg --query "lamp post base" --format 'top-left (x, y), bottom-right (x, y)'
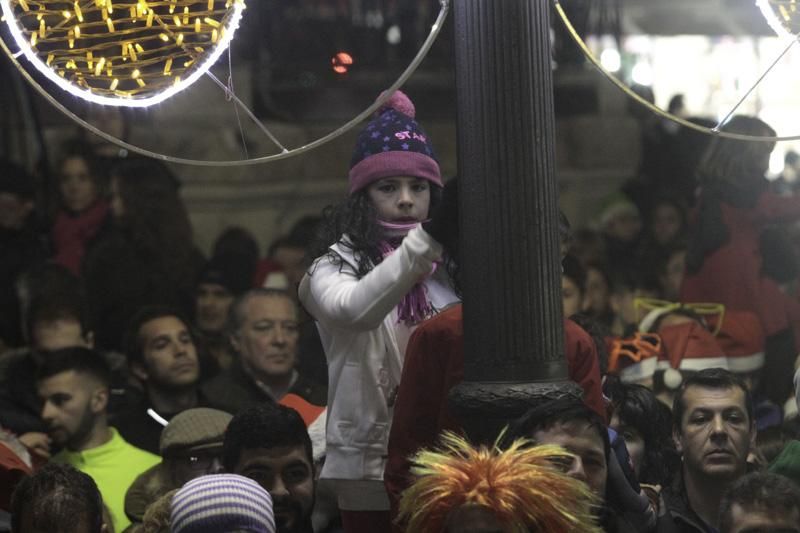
top-left (449, 380), bottom-right (584, 444)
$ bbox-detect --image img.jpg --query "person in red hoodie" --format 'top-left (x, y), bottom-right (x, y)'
top-left (51, 142), bottom-right (110, 276)
top-left (384, 207), bottom-right (605, 523)
top-left (681, 115), bottom-right (800, 405)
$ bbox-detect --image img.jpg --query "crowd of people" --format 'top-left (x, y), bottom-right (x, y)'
top-left (2, 88), bottom-right (800, 533)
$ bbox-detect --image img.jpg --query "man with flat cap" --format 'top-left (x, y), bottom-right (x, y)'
top-left (124, 407), bottom-right (233, 530)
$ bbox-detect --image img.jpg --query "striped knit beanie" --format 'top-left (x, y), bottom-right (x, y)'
top-left (348, 90), bottom-right (442, 194)
top-left (170, 474), bottom-right (276, 533)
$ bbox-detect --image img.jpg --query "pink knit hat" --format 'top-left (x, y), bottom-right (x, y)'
top-left (348, 90), bottom-right (442, 193)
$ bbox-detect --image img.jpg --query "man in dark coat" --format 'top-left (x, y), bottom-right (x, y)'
top-left (662, 369), bottom-right (756, 533)
top-left (202, 289), bottom-right (326, 414)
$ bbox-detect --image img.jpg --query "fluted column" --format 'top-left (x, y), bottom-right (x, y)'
top-left (450, 0), bottom-right (582, 442)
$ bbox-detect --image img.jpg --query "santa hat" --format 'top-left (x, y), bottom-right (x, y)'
top-left (710, 310), bottom-right (765, 374)
top-left (657, 321), bottom-right (729, 389)
top-left (597, 192), bottom-right (639, 230)
top-left (607, 333), bottom-right (662, 384)
top-left (253, 259), bottom-right (290, 290)
top-left (279, 393), bottom-right (326, 463)
top-left (0, 438), bottom-right (31, 511)
top-left (348, 91), bottom-right (442, 194)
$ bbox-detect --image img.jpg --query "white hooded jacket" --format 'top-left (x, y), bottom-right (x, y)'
top-left (298, 225), bottom-right (458, 481)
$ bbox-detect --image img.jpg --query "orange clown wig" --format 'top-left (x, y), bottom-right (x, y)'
top-left (397, 431), bottom-right (602, 533)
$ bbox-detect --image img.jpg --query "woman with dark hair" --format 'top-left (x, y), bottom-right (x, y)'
top-left (583, 262), bottom-right (615, 330)
top-left (648, 197), bottom-right (687, 248)
top-left (299, 91), bottom-right (459, 533)
top-left (51, 141), bottom-right (110, 276)
top-left (83, 158), bottom-right (202, 351)
top-left (636, 197), bottom-right (688, 296)
top-left (605, 378), bottom-right (679, 486)
top-left (681, 115), bottom-right (800, 405)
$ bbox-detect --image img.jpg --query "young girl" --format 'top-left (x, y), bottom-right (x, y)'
top-left (299, 91), bottom-right (459, 532)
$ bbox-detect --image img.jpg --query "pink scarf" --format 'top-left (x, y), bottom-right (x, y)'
top-left (378, 220), bottom-right (438, 326)
top-left (52, 200), bottom-right (110, 275)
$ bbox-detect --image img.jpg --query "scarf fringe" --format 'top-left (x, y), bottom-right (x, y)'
top-left (379, 238), bottom-right (436, 326)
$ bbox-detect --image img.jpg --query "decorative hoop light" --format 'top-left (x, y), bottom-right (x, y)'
top-left (0, 0), bottom-right (451, 166)
top-left (553, 0), bottom-right (800, 142)
top-left (756, 0), bottom-right (800, 40)
top-left (0, 0), bottom-right (245, 107)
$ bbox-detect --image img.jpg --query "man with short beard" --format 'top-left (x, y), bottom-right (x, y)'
top-left (114, 306), bottom-right (207, 454)
top-left (223, 403), bottom-right (315, 533)
top-left (37, 347), bottom-right (159, 532)
top-left (664, 368), bottom-right (757, 533)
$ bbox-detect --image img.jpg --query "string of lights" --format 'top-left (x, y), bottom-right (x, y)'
top-left (0, 0), bottom-right (451, 166)
top-left (757, 0), bottom-right (800, 39)
top-left (0, 0), bottom-right (245, 106)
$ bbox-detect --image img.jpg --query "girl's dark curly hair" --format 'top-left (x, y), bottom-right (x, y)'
top-left (308, 185), bottom-right (442, 278)
top-left (604, 378), bottom-right (680, 485)
top-left (112, 158), bottom-right (196, 288)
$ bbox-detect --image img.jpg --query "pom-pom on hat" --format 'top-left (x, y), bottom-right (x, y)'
top-left (170, 474), bottom-right (275, 533)
top-left (656, 321), bottom-right (728, 390)
top-left (349, 90), bottom-right (442, 194)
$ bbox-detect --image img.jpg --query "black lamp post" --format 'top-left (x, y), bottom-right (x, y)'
top-left (450, 0), bottom-right (583, 442)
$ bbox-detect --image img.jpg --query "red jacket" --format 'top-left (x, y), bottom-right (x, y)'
top-left (384, 304), bottom-right (605, 519)
top-left (681, 192), bottom-right (800, 336)
top-left (51, 200), bottom-right (109, 276)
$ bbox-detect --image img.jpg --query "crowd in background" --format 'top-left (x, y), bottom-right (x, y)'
top-left (2, 89), bottom-right (800, 533)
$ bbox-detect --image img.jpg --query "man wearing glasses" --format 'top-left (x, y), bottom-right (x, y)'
top-left (123, 407), bottom-right (232, 529)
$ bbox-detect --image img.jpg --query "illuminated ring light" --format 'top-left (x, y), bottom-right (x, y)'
top-left (553, 0), bottom-right (800, 142)
top-left (0, 0), bottom-right (450, 166)
top-left (756, 0), bottom-right (799, 40)
top-left (0, 0), bottom-right (245, 107)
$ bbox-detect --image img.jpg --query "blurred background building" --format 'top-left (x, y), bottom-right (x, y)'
top-left (1, 0), bottom-right (797, 252)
